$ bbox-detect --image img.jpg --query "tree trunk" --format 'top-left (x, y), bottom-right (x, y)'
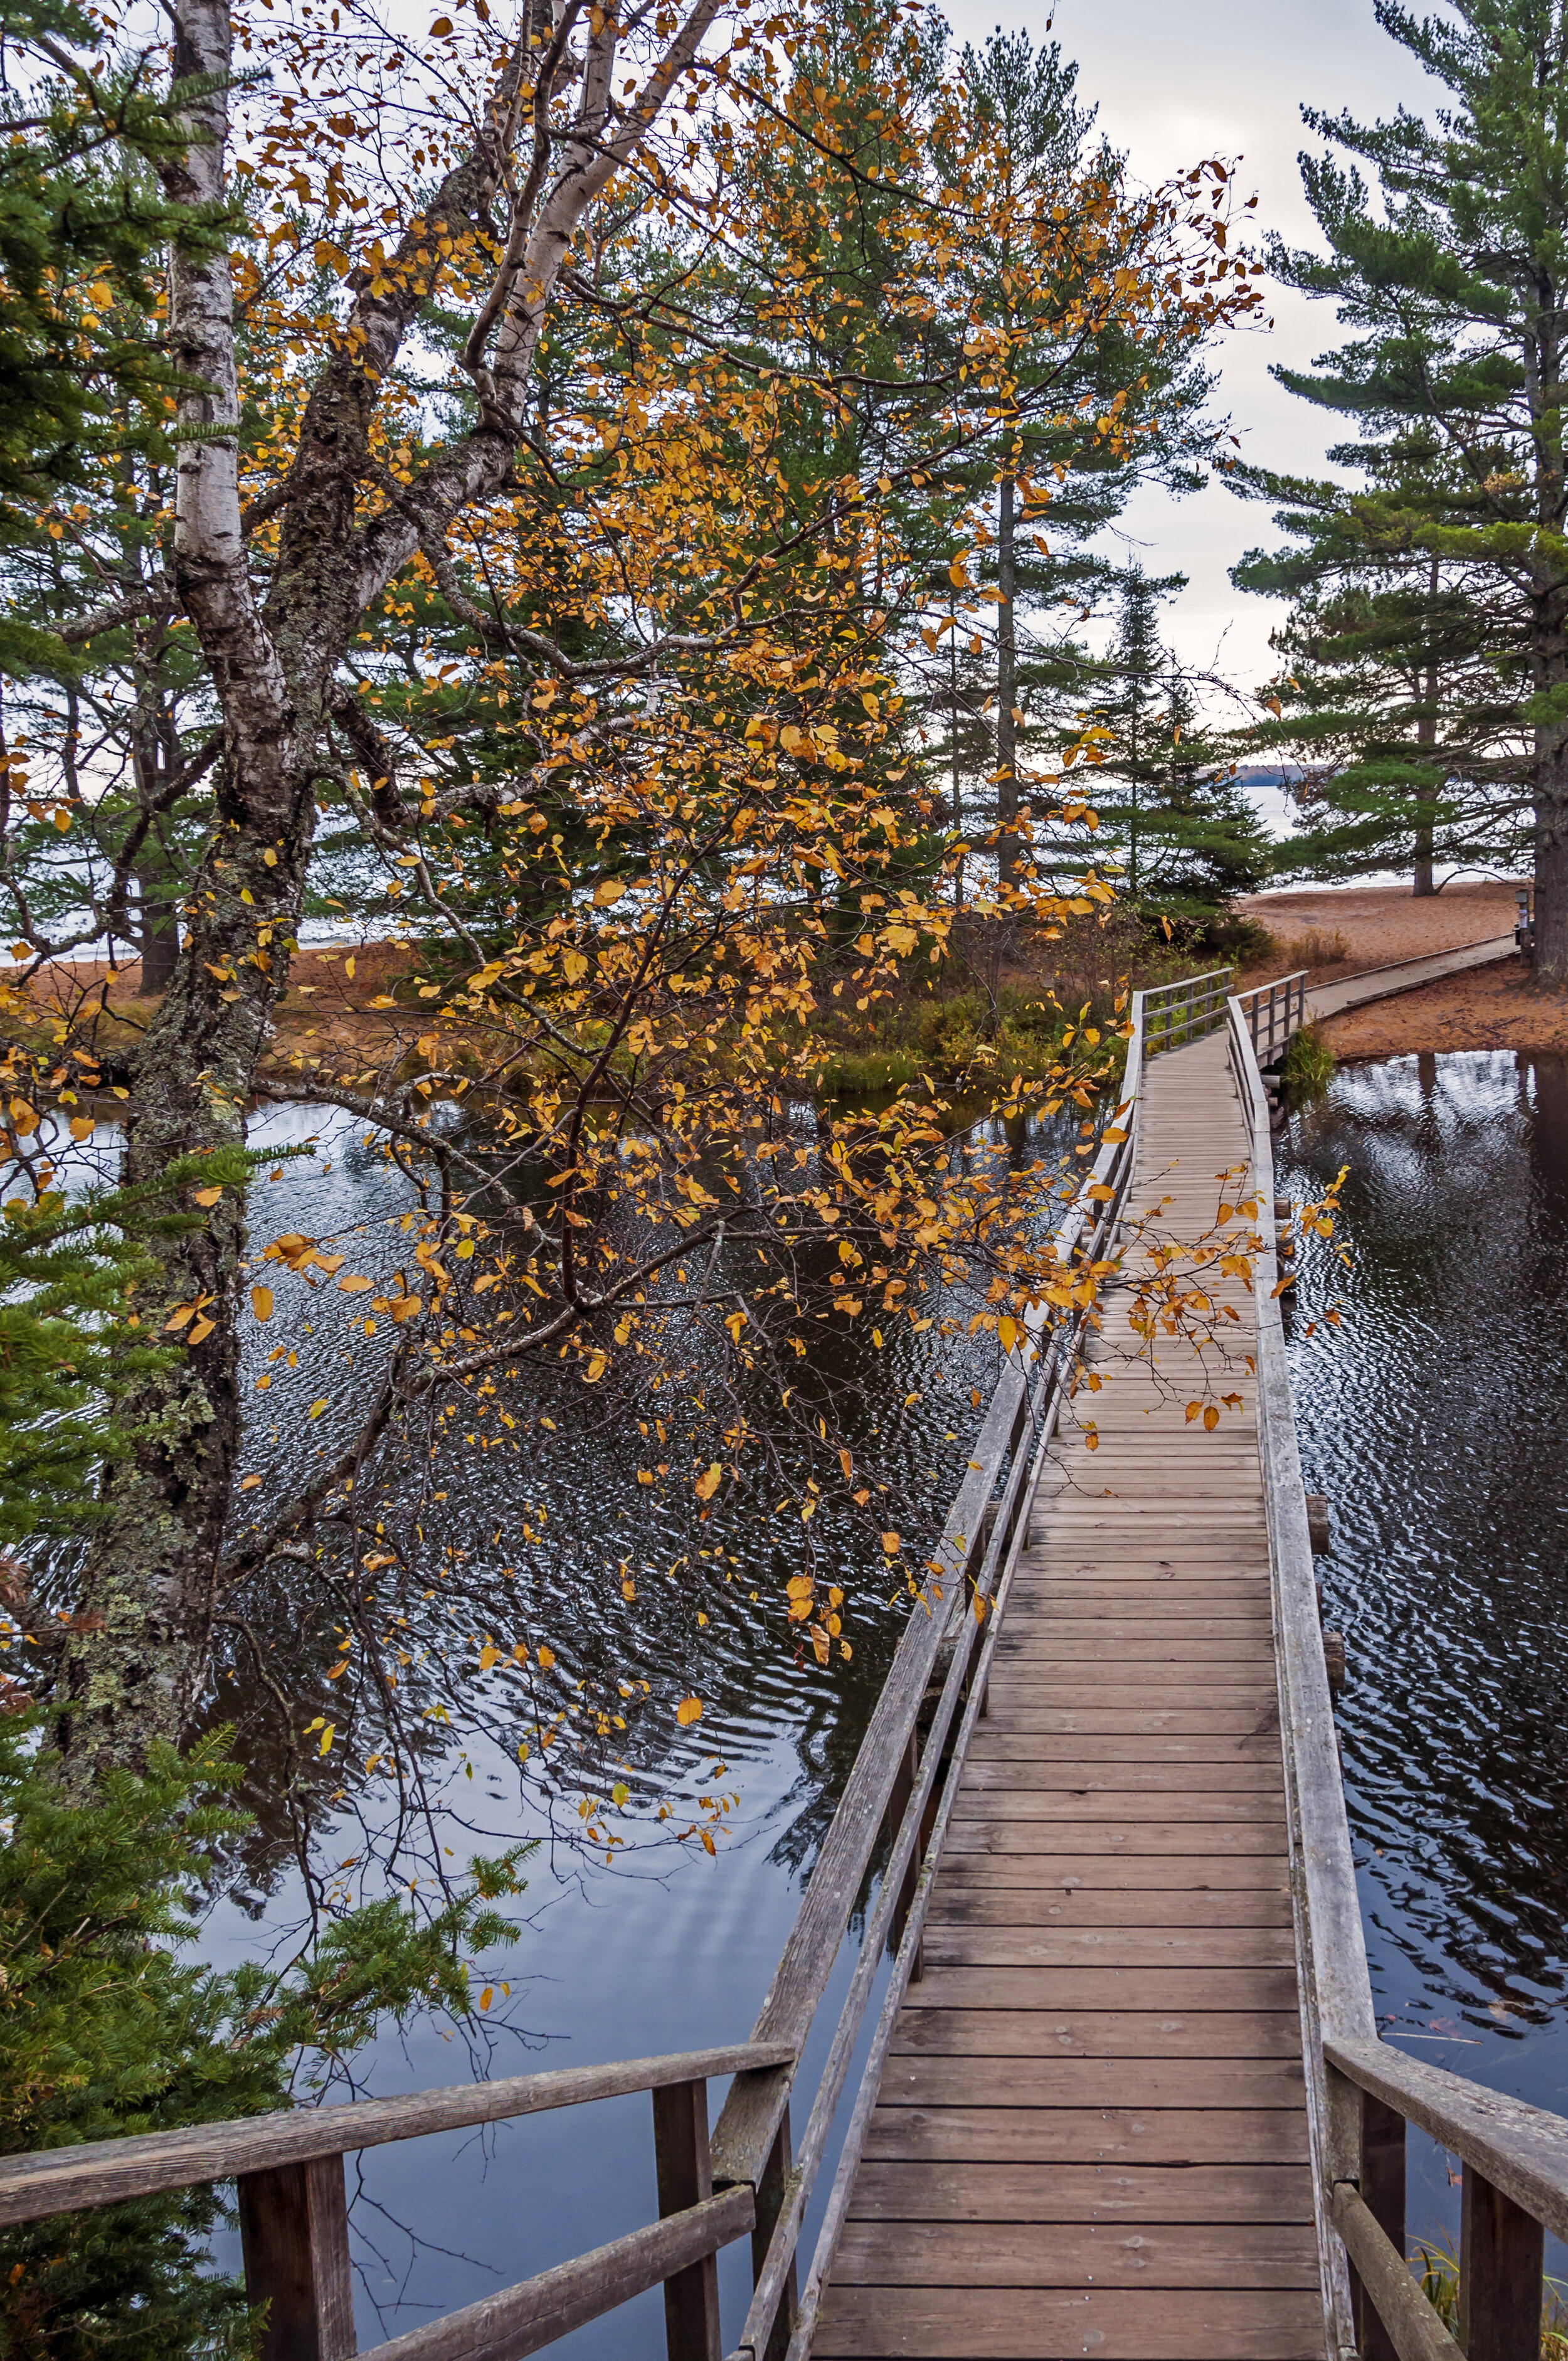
top-left (1413, 588), bottom-right (1438, 896)
top-left (995, 474), bottom-right (1018, 888)
top-left (54, 0), bottom-right (724, 1785)
top-left (136, 857), bottom-right (181, 994)
top-left (1534, 742), bottom-right (1568, 982)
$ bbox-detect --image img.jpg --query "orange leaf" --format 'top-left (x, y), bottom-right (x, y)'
top-left (250, 1285), bottom-right (273, 1321)
top-left (337, 1275), bottom-right (373, 1293)
top-left (675, 1695), bottom-right (702, 1726)
top-left (192, 1186), bottom-right (223, 1207)
top-left (694, 1463), bottom-right (721, 1501)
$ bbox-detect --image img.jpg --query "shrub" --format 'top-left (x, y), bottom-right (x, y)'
top-left (0, 1716), bottom-right (526, 2357)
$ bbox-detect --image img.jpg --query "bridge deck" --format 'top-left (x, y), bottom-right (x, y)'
top-left (817, 1031), bottom-right (1321, 2360)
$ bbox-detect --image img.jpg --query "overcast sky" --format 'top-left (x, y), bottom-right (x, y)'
top-left (941, 0), bottom-right (1440, 718)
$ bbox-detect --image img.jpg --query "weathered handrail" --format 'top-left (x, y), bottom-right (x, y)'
top-left (1228, 990), bottom-right (1568, 2361)
top-left (1140, 962), bottom-right (1232, 1054)
top-left (0, 1013), bottom-right (1153, 2361)
top-left (711, 999), bottom-right (1147, 2359)
top-left (1236, 965), bottom-right (1308, 1066)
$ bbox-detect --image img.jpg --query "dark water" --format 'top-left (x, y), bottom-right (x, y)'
top-left (171, 1097), bottom-right (1083, 2350)
top-left (1279, 1049), bottom-right (1568, 2271)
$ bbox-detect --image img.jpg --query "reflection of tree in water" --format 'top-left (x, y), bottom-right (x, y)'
top-left (194, 1100), bottom-right (1061, 1923)
top-left (1281, 1052), bottom-right (1568, 2038)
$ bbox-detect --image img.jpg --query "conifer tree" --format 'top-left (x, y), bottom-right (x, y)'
top-left (1087, 566), bottom-right (1273, 919)
top-left (1228, 0), bottom-right (1568, 972)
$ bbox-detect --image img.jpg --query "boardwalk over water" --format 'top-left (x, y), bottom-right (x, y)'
top-left (4, 928), bottom-right (1564, 2361)
top-left (818, 1029), bottom-right (1318, 2361)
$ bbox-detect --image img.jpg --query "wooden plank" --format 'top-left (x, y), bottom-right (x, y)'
top-left (930, 1889), bottom-right (1292, 1927)
top-left (813, 2284), bottom-right (1325, 2357)
top-left (0, 2042), bottom-right (796, 2227)
top-left (945, 1793), bottom-right (1286, 1824)
top-left (889, 2008), bottom-right (1305, 2057)
top-left (860, 2104), bottom-right (1311, 2166)
top-left (992, 1652), bottom-right (1275, 1671)
top-left (831, 2217), bottom-right (1320, 2286)
top-left (932, 1855), bottom-right (1293, 1889)
top-left (884, 1963), bottom-right (1301, 2010)
top-left (967, 1734), bottom-right (1283, 1763)
top-left (964, 1751), bottom-right (1282, 1785)
top-left (919, 1928), bottom-right (1297, 1971)
top-left (843, 2160), bottom-right (1315, 2224)
top-left (872, 2056), bottom-right (1307, 2109)
top-left (963, 1711), bottom-right (1277, 1734)
top-left (945, 1822), bottom-right (1286, 1854)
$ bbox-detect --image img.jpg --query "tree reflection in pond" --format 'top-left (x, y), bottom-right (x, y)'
top-left (1281, 1048), bottom-right (1568, 2259)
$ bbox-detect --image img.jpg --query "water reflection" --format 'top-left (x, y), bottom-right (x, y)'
top-left (1279, 1049), bottom-right (1568, 2246)
top-left (165, 1093), bottom-right (1083, 2348)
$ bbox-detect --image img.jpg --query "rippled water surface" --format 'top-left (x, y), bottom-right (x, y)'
top-left (177, 1097), bottom-right (1084, 2352)
top-left (1279, 1049), bottom-right (1568, 2259)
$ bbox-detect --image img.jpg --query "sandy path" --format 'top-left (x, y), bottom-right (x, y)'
top-left (1236, 880), bottom-right (1567, 1054)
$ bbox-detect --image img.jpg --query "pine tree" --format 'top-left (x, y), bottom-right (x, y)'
top-left (1227, 0), bottom-right (1568, 974)
top-left (1087, 567), bottom-right (1273, 920)
top-left (935, 29), bottom-right (1226, 887)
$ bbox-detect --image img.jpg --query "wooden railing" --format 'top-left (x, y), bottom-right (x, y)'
top-left (1228, 991), bottom-right (1568, 2361)
top-left (1237, 965), bottom-right (1308, 1066)
top-left (0, 1008), bottom-right (1152, 2361)
top-left (1140, 962), bottom-right (1233, 1053)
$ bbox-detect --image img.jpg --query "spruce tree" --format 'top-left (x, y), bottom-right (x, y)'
top-left (1087, 567), bottom-right (1273, 920)
top-left (1228, 0), bottom-right (1568, 975)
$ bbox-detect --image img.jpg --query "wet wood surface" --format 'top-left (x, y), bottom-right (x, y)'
top-left (817, 1032), bottom-right (1320, 2358)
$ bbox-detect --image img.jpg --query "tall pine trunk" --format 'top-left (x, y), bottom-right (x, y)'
top-left (995, 475), bottom-right (1018, 887)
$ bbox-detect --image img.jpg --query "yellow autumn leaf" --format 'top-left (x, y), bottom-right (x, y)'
top-left (479, 1645), bottom-right (501, 1669)
top-left (1204, 1405), bottom-right (1219, 1431)
top-left (250, 1286), bottom-right (273, 1321)
top-left (675, 1695), bottom-right (702, 1726)
top-left (309, 1398), bottom-right (328, 1419)
top-left (318, 1724), bottom-right (334, 1755)
top-left (592, 878), bottom-right (624, 905)
top-left (694, 1463), bottom-right (721, 1500)
top-left (240, 1473), bottom-right (262, 1490)
top-left (612, 1780), bottom-right (630, 1805)
top-left (68, 1115), bottom-right (94, 1141)
top-left (881, 1531), bottom-right (900, 1554)
top-left (585, 1352), bottom-right (607, 1381)
top-left (536, 1645), bottom-right (556, 1669)
top-left (337, 1275), bottom-right (373, 1293)
top-left (479, 1985), bottom-right (494, 2011)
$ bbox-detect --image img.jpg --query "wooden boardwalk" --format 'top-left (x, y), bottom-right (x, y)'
top-left (817, 1030), bottom-right (1322, 2361)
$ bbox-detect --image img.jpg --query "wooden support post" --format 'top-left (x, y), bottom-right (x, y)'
top-left (652, 2079), bottom-right (722, 2361)
top-left (1352, 2091), bottom-right (1406, 2361)
top-left (751, 2107), bottom-right (798, 2361)
top-left (238, 2155), bottom-right (357, 2361)
top-left (1458, 2165), bottom-right (1544, 2361)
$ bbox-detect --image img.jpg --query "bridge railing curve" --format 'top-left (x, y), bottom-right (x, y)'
top-left (1228, 990), bottom-right (1568, 2361)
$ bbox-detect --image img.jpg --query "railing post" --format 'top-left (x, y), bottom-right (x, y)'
top-left (1353, 2090), bottom-right (1406, 2361)
top-left (238, 2156), bottom-right (357, 2361)
top-left (653, 2079), bottom-right (723, 2361)
top-left (751, 2108), bottom-right (798, 2361)
top-left (1459, 2166), bottom-right (1544, 2361)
